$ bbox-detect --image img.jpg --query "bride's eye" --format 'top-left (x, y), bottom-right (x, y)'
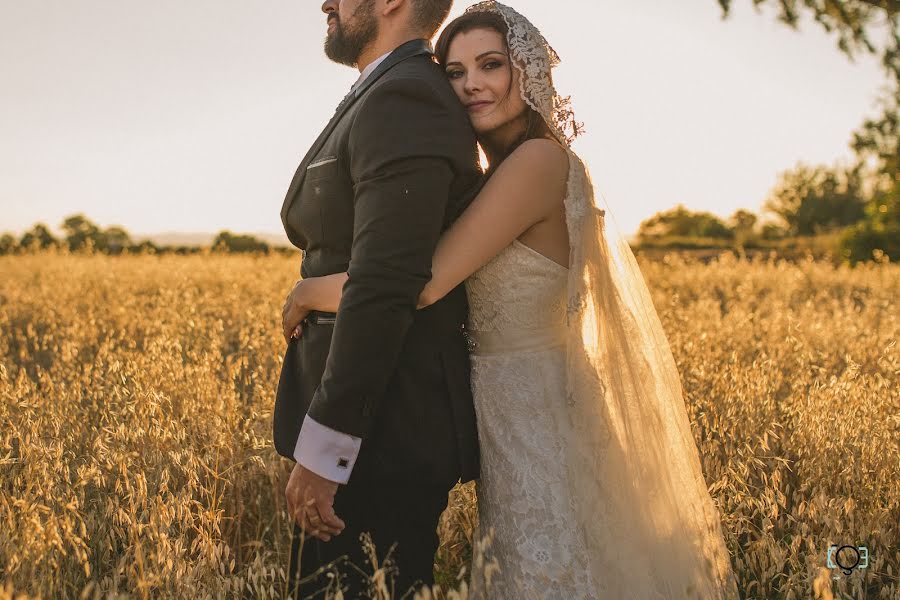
top-left (446, 69), bottom-right (464, 80)
top-left (483, 60), bottom-right (503, 70)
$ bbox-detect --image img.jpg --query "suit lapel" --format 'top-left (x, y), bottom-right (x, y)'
top-left (280, 39), bottom-right (434, 234)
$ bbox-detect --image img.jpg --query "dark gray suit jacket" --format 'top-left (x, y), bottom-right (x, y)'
top-left (274, 40), bottom-right (482, 488)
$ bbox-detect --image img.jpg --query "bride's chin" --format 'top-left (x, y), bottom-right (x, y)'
top-left (469, 123), bottom-right (494, 140)
top-left (471, 113), bottom-right (507, 135)
top-left (470, 121), bottom-right (490, 135)
top-left (476, 118), bottom-right (527, 147)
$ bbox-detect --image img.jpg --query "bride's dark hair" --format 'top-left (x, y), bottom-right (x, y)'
top-left (434, 11), bottom-right (553, 173)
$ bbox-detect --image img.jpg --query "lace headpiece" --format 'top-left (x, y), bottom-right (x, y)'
top-left (464, 1), bottom-right (583, 146)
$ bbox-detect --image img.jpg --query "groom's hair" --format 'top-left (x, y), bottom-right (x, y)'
top-left (411, 0), bottom-right (453, 37)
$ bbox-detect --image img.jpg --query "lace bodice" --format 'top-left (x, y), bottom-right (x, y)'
top-left (465, 239), bottom-right (568, 332)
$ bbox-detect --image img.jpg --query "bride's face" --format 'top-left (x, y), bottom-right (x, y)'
top-left (443, 28), bottom-right (528, 138)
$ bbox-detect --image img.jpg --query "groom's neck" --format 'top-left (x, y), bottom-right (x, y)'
top-left (356, 29), bottom-right (425, 74)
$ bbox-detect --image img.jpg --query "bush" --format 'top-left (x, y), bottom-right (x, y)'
top-left (839, 219), bottom-right (900, 264)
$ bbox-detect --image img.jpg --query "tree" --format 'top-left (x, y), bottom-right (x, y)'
top-left (58, 215), bottom-right (136, 253)
top-left (851, 86), bottom-right (899, 223)
top-left (763, 162), bottom-right (867, 235)
top-left (0, 233), bottom-right (17, 255)
top-left (61, 214), bottom-right (102, 251)
top-left (102, 226), bottom-right (133, 254)
top-left (720, 1), bottom-right (899, 261)
top-left (729, 208), bottom-right (759, 244)
top-left (840, 87), bottom-right (900, 261)
top-left (761, 222), bottom-right (789, 239)
top-left (718, 1), bottom-right (900, 82)
top-left (129, 240), bottom-right (159, 254)
top-left (19, 223), bottom-right (58, 250)
top-left (638, 204), bottom-right (735, 240)
top-left (730, 209), bottom-right (759, 231)
top-left (211, 231), bottom-right (270, 253)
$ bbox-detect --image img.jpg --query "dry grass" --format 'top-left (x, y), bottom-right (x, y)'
top-left (0, 249), bottom-right (897, 599)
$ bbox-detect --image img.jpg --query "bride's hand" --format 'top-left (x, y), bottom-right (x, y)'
top-left (282, 279), bottom-right (313, 344)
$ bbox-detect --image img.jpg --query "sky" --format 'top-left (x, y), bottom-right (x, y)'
top-left (0, 0), bottom-right (891, 241)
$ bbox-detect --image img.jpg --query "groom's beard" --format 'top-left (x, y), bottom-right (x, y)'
top-left (324, 2), bottom-right (378, 67)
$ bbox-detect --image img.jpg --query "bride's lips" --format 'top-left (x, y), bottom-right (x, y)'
top-left (466, 100), bottom-right (494, 113)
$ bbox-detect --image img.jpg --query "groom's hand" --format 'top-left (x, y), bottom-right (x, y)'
top-left (285, 462), bottom-right (345, 542)
top-left (282, 280), bottom-right (310, 344)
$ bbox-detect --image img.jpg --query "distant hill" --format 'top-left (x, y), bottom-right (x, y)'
top-left (134, 231), bottom-right (293, 248)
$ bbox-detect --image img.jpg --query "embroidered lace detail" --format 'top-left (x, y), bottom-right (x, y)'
top-left (465, 241), bottom-right (567, 333)
top-left (469, 347), bottom-right (598, 598)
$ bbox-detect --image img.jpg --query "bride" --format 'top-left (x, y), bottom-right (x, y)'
top-left (285, 2), bottom-right (740, 598)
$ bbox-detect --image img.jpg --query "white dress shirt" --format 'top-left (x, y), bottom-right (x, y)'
top-left (293, 47), bottom-right (412, 484)
top-left (351, 49), bottom-right (393, 95)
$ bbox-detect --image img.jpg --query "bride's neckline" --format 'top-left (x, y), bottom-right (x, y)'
top-left (512, 238), bottom-right (569, 272)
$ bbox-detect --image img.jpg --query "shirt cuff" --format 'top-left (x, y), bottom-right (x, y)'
top-left (294, 415), bottom-right (362, 484)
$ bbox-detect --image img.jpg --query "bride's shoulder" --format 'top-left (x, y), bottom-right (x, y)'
top-left (505, 138), bottom-right (569, 183)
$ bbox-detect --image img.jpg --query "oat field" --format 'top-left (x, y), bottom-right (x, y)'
top-left (0, 250), bottom-right (897, 599)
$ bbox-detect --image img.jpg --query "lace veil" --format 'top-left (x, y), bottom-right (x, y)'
top-left (464, 2), bottom-right (741, 597)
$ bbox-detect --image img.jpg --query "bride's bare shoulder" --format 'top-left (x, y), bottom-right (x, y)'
top-left (511, 137), bottom-right (568, 167)
top-left (501, 138), bottom-right (569, 189)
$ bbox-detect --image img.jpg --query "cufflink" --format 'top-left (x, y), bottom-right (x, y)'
top-left (337, 457), bottom-right (350, 469)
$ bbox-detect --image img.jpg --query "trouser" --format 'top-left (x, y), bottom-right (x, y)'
top-left (288, 476), bottom-right (452, 599)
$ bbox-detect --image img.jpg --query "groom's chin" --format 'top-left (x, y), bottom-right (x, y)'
top-left (324, 41), bottom-right (358, 68)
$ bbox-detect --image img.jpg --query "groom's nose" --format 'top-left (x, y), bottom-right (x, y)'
top-left (321, 0), bottom-right (338, 16)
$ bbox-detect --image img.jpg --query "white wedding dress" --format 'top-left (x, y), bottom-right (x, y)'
top-left (465, 238), bottom-right (596, 598)
top-left (451, 4), bottom-right (740, 598)
top-left (461, 153), bottom-right (740, 600)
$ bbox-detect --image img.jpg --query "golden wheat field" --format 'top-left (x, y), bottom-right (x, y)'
top-left (0, 250), bottom-right (897, 600)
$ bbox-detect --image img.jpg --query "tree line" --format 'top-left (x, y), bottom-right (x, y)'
top-left (639, 0), bottom-right (898, 264)
top-left (0, 214), bottom-right (287, 256)
top-left (3, 2), bottom-right (895, 263)
top-left (689, 0), bottom-right (897, 263)
top-left (635, 135), bottom-right (897, 264)
top-left (635, 87), bottom-right (897, 263)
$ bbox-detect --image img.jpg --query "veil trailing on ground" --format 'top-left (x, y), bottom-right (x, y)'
top-left (465, 2), bottom-right (741, 597)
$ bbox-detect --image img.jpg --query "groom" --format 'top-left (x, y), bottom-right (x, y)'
top-left (274, 0), bottom-right (481, 597)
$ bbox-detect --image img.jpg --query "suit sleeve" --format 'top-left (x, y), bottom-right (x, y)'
top-left (304, 76), bottom-right (459, 442)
